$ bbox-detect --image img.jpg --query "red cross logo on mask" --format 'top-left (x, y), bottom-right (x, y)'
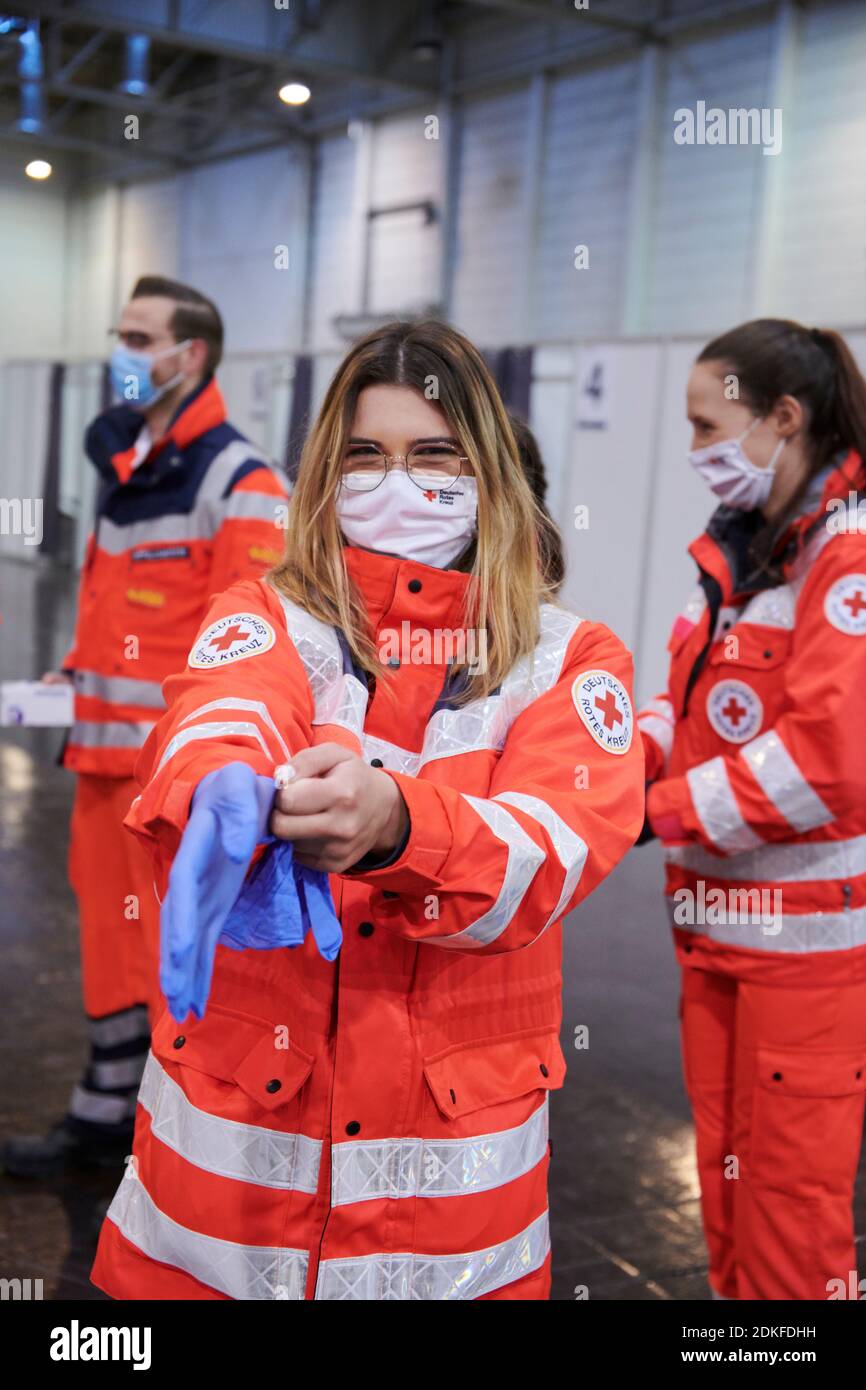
top-left (423, 489), bottom-right (437, 502)
top-left (595, 690), bottom-right (623, 731)
top-left (209, 624), bottom-right (250, 652)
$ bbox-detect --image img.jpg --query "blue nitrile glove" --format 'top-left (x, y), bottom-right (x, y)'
top-left (160, 762), bottom-right (275, 1022)
top-left (161, 761), bottom-right (342, 1023)
top-left (220, 839), bottom-right (342, 962)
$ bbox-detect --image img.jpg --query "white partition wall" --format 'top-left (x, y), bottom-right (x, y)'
top-left (0, 362), bottom-right (54, 561)
top-left (215, 355), bottom-right (295, 464)
top-left (59, 362), bottom-right (104, 568)
top-left (636, 340), bottom-right (718, 705)
top-left (559, 341), bottom-right (665, 682)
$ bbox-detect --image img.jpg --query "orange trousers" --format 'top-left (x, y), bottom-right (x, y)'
top-left (680, 964), bottom-right (866, 1300)
top-left (68, 773), bottom-right (161, 1027)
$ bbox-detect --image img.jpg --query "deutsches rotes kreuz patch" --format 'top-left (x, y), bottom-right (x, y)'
top-left (706, 678), bottom-right (763, 744)
top-left (572, 669), bottom-right (633, 755)
top-left (189, 613), bottom-right (275, 669)
top-left (824, 574), bottom-right (866, 636)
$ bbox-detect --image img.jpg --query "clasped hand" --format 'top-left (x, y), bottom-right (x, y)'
top-left (271, 742), bottom-right (409, 872)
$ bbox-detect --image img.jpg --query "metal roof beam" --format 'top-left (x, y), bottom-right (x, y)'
top-left (0, 123), bottom-right (184, 167)
top-left (458, 0), bottom-right (658, 40)
top-left (14, 2), bottom-right (437, 97)
top-left (54, 27), bottom-right (108, 83)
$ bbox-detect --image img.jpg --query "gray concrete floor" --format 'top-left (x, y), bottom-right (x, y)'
top-left (1, 553), bottom-right (864, 1301)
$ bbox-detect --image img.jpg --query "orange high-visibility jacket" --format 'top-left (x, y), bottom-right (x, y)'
top-left (61, 378), bottom-right (289, 777)
top-left (91, 546), bottom-right (645, 1300)
top-left (638, 450), bottom-right (866, 985)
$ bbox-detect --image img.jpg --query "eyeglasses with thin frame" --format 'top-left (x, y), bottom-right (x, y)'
top-left (338, 441), bottom-right (471, 493)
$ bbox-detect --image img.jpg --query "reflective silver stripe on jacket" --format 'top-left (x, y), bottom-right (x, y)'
top-left (667, 831), bottom-right (866, 884)
top-left (737, 585), bottom-right (796, 630)
top-left (224, 489), bottom-right (285, 526)
top-left (637, 713), bottom-right (674, 759)
top-left (74, 670), bottom-right (165, 709)
top-left (666, 897), bottom-right (866, 953)
top-left (427, 796), bottom-right (545, 949)
top-left (331, 1098), bottom-right (548, 1206)
top-left (493, 791), bottom-right (587, 935)
top-left (273, 591), bottom-right (368, 742)
top-left (155, 720), bottom-right (270, 774)
top-left (106, 1173), bottom-right (309, 1300)
top-left (195, 440), bottom-right (273, 503)
top-left (177, 698), bottom-right (291, 762)
top-left (314, 1208), bottom-right (550, 1300)
top-left (421, 605), bottom-right (582, 766)
top-left (739, 730), bottom-right (833, 833)
top-left (95, 441), bottom-right (276, 556)
top-left (686, 756), bottom-right (764, 854)
top-left (361, 733), bottom-right (421, 776)
top-left (139, 1053), bottom-right (321, 1194)
top-left (70, 720), bottom-right (155, 749)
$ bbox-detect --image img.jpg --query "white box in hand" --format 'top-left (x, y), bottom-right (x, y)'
top-left (1, 680), bottom-right (74, 727)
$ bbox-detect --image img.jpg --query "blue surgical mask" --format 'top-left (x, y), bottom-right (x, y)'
top-left (109, 339), bottom-right (191, 411)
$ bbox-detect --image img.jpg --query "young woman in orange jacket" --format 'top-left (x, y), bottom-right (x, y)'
top-left (638, 319), bottom-right (866, 1301)
top-left (91, 319), bottom-right (645, 1301)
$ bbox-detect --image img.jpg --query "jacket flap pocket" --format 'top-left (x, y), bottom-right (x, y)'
top-left (757, 1047), bottom-right (866, 1099)
top-left (708, 628), bottom-right (789, 671)
top-left (151, 1006), bottom-right (315, 1111)
top-left (424, 1029), bottom-right (566, 1121)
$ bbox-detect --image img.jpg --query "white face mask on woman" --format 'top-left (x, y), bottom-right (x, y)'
top-left (336, 468), bottom-right (478, 569)
top-left (688, 416), bottom-right (786, 511)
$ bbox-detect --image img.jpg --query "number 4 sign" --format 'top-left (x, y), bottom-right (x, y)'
top-left (576, 347), bottom-right (614, 431)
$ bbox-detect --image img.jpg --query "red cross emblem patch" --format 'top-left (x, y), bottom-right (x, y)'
top-left (706, 678), bottom-right (763, 744)
top-left (824, 573), bottom-right (866, 636)
top-left (189, 612), bottom-right (276, 669)
top-left (572, 669), bottom-right (633, 755)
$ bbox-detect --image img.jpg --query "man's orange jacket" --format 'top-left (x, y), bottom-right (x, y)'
top-left (61, 377), bottom-right (289, 777)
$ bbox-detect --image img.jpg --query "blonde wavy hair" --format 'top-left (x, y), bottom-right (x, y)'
top-left (270, 318), bottom-right (560, 705)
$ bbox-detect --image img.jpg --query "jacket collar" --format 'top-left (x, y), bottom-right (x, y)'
top-left (780, 448), bottom-right (865, 575)
top-left (86, 376), bottom-right (227, 486)
top-left (342, 545), bottom-right (473, 632)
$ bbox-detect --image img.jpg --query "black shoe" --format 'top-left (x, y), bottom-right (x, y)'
top-left (1, 1118), bottom-right (133, 1178)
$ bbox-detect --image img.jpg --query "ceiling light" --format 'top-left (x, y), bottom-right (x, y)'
top-left (25, 159), bottom-right (51, 180)
top-left (278, 82), bottom-right (311, 106)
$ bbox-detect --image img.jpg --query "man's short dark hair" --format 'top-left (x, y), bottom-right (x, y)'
top-left (131, 275), bottom-right (223, 374)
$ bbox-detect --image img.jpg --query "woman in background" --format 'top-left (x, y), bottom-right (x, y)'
top-left (638, 319), bottom-right (866, 1300)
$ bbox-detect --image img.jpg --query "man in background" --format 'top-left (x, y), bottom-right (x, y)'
top-left (3, 275), bottom-right (289, 1175)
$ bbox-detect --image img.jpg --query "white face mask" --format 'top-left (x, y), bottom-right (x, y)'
top-left (688, 416), bottom-right (786, 511)
top-left (336, 468), bottom-right (478, 569)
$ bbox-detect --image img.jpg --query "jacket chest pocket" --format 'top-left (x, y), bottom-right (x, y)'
top-left (125, 542), bottom-right (200, 611)
top-left (698, 628), bottom-right (791, 748)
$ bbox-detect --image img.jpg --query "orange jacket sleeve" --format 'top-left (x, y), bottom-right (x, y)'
top-left (637, 692), bottom-right (675, 783)
top-left (123, 577), bottom-right (315, 896)
top-left (352, 622), bottom-right (646, 954)
top-left (648, 535), bottom-right (866, 853)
